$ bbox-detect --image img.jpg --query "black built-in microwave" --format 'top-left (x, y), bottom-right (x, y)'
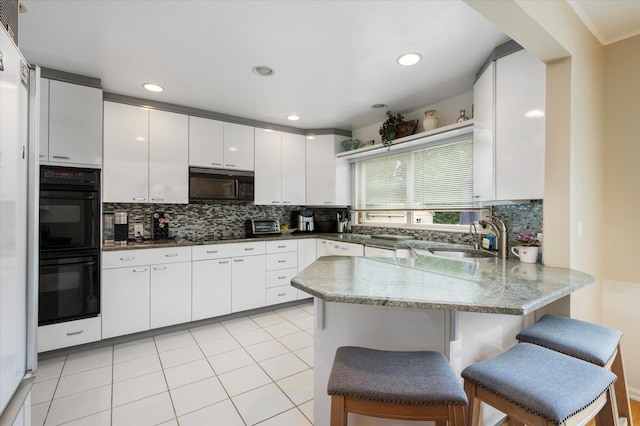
top-left (189, 167), bottom-right (254, 202)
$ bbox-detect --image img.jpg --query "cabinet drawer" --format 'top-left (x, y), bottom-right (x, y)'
top-left (266, 252), bottom-right (298, 271)
top-left (192, 244), bottom-right (235, 261)
top-left (266, 240), bottom-right (297, 254)
top-left (222, 241), bottom-right (266, 258)
top-left (266, 285), bottom-right (298, 305)
top-left (103, 247), bottom-right (191, 268)
top-left (266, 267), bottom-right (298, 289)
top-left (38, 317), bottom-right (101, 352)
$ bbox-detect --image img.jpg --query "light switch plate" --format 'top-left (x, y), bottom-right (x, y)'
top-left (134, 224), bottom-right (144, 236)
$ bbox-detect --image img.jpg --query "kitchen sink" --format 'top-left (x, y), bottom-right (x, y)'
top-left (413, 247), bottom-right (496, 259)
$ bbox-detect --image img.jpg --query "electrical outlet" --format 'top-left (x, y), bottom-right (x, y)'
top-left (134, 224), bottom-right (144, 236)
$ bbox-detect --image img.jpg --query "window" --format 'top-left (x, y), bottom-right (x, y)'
top-left (354, 138), bottom-right (480, 227)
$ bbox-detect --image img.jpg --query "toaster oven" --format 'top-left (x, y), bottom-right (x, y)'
top-left (248, 219), bottom-right (281, 236)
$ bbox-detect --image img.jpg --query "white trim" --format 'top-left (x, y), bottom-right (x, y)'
top-left (352, 223), bottom-right (489, 234)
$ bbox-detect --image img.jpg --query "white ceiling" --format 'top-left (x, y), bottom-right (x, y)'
top-left (18, 0), bottom-right (508, 131)
top-left (17, 1), bottom-right (639, 132)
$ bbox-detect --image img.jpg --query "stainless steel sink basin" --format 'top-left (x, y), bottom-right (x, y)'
top-left (411, 247), bottom-right (496, 259)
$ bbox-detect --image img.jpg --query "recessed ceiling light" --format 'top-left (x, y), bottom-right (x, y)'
top-left (253, 66), bottom-right (274, 76)
top-left (286, 114), bottom-right (300, 121)
top-left (371, 104), bottom-right (387, 109)
top-left (397, 52), bottom-right (422, 66)
top-left (143, 83), bottom-right (164, 92)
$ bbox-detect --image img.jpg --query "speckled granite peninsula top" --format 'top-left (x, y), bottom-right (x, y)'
top-left (290, 256), bottom-right (594, 315)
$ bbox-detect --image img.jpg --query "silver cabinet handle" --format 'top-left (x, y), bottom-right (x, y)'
top-left (278, 260), bottom-right (287, 263)
top-left (120, 256), bottom-right (135, 261)
top-left (52, 155), bottom-right (71, 160)
top-left (66, 330), bottom-right (84, 336)
top-left (225, 164), bottom-right (236, 167)
top-left (39, 154), bottom-right (46, 158)
top-left (133, 268), bottom-right (147, 273)
top-left (153, 266), bottom-right (167, 271)
top-left (165, 253), bottom-right (178, 257)
top-left (277, 245), bottom-right (286, 249)
top-left (278, 276), bottom-right (287, 279)
top-left (283, 201), bottom-right (291, 204)
top-left (272, 201), bottom-right (280, 204)
top-left (211, 163), bottom-right (222, 166)
top-left (244, 248), bottom-right (254, 251)
top-left (132, 197), bottom-right (146, 201)
top-left (324, 201), bottom-right (331, 204)
top-left (277, 293), bottom-right (286, 296)
top-left (206, 250), bottom-right (218, 254)
top-left (152, 198), bottom-right (164, 201)
top-left (219, 260), bottom-right (230, 264)
top-left (234, 259), bottom-right (244, 263)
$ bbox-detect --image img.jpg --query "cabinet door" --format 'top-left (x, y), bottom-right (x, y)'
top-left (364, 246), bottom-right (396, 258)
top-left (495, 50), bottom-right (545, 200)
top-left (103, 102), bottom-right (150, 203)
top-left (326, 241), bottom-right (364, 256)
top-left (223, 122), bottom-right (254, 171)
top-left (192, 259), bottom-right (232, 321)
top-left (297, 239), bottom-right (316, 299)
top-left (39, 77), bottom-right (49, 161)
top-left (473, 62), bottom-right (495, 202)
top-left (150, 262), bottom-right (191, 328)
top-left (101, 266), bottom-right (150, 338)
top-left (281, 132), bottom-right (306, 205)
top-left (149, 109), bottom-right (189, 204)
top-left (254, 128), bottom-right (282, 205)
top-left (189, 116), bottom-right (224, 168)
top-left (48, 80), bottom-right (103, 166)
top-left (316, 239), bottom-right (330, 258)
top-left (231, 255), bottom-right (265, 312)
top-left (306, 135), bottom-right (336, 205)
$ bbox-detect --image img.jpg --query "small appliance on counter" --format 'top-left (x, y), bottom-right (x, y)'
top-left (292, 209), bottom-right (314, 232)
top-left (247, 218), bottom-right (281, 236)
top-left (151, 211), bottom-right (171, 240)
top-left (336, 210), bottom-right (350, 233)
top-left (114, 211), bottom-right (129, 246)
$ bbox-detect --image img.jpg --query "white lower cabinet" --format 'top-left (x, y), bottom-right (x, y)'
top-left (297, 239), bottom-right (317, 299)
top-left (102, 265), bottom-right (150, 339)
top-left (325, 240), bottom-right (364, 256)
top-left (192, 258), bottom-right (232, 321)
top-left (364, 246), bottom-right (396, 258)
top-left (265, 240), bottom-right (298, 306)
top-left (232, 255), bottom-right (266, 312)
top-left (150, 262), bottom-right (192, 329)
top-left (38, 317), bottom-right (102, 353)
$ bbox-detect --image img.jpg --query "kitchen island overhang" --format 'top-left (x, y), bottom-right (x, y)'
top-left (291, 255), bottom-right (595, 426)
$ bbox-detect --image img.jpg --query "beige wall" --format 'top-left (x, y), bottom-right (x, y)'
top-left (604, 34), bottom-right (640, 284)
top-left (467, 0), bottom-right (606, 323)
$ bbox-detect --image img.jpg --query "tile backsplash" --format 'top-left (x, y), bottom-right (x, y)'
top-left (351, 201), bottom-right (543, 246)
top-left (103, 202), bottom-right (346, 241)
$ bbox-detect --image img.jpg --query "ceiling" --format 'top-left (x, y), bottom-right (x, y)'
top-left (17, 1), bottom-right (639, 132)
top-left (18, 0), bottom-right (508, 131)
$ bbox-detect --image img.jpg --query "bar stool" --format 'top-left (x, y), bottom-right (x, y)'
top-left (462, 343), bottom-right (618, 426)
top-left (327, 346), bottom-right (467, 426)
top-left (516, 314), bottom-right (632, 424)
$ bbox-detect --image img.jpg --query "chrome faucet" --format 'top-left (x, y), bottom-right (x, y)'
top-left (478, 215), bottom-right (508, 261)
top-left (469, 222), bottom-right (480, 250)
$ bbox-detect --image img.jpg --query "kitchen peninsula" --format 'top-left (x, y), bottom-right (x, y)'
top-left (291, 254), bottom-right (594, 426)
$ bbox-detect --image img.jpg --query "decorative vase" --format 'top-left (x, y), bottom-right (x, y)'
top-left (423, 110), bottom-right (440, 131)
top-left (456, 109), bottom-right (469, 123)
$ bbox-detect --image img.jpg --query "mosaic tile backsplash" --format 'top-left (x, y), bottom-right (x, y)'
top-left (351, 201), bottom-right (543, 246)
top-left (103, 202), bottom-right (347, 241)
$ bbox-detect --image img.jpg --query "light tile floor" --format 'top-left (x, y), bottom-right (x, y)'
top-left (32, 302), bottom-right (315, 426)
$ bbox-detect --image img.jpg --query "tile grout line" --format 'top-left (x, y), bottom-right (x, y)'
top-left (153, 334), bottom-right (180, 425)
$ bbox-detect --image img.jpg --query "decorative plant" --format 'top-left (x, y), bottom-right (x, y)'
top-left (516, 233), bottom-right (540, 247)
top-left (379, 111), bottom-right (404, 150)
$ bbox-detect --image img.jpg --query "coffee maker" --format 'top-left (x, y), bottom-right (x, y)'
top-left (293, 209), bottom-right (314, 232)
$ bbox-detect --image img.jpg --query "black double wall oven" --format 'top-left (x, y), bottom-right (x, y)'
top-left (39, 166), bottom-right (100, 326)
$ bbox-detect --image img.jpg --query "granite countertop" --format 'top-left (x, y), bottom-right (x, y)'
top-left (290, 255), bottom-right (594, 315)
top-left (101, 233), bottom-right (414, 251)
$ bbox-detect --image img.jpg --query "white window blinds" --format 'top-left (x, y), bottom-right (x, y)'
top-left (355, 138), bottom-right (474, 210)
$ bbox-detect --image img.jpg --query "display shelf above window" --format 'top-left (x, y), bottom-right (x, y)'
top-left (338, 121), bottom-right (473, 161)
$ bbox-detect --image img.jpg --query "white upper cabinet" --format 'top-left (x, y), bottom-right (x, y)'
top-left (149, 110), bottom-right (189, 204)
top-left (41, 79), bottom-right (103, 167)
top-left (281, 132), bottom-right (306, 205)
top-left (473, 61), bottom-right (495, 202)
top-left (103, 102), bottom-right (189, 204)
top-left (188, 116), bottom-right (224, 168)
top-left (306, 134), bottom-right (351, 206)
top-left (473, 48), bottom-right (545, 202)
top-left (103, 101), bottom-right (150, 203)
top-left (495, 49), bottom-right (545, 200)
top-left (223, 122), bottom-right (254, 171)
top-left (254, 128), bottom-right (282, 205)
top-left (254, 129), bottom-right (306, 206)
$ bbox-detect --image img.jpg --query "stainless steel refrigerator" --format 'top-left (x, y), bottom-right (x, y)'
top-left (0, 25), bottom-right (40, 426)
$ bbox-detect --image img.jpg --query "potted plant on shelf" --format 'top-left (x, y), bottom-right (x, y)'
top-left (379, 111), bottom-right (419, 150)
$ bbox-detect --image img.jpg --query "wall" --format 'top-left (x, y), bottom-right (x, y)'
top-left (603, 34), bottom-right (640, 400)
top-left (352, 91), bottom-right (473, 145)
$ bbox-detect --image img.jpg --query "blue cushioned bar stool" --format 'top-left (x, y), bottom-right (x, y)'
top-left (516, 314), bottom-right (632, 425)
top-left (462, 343), bottom-right (618, 426)
top-left (327, 346), bottom-right (468, 426)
